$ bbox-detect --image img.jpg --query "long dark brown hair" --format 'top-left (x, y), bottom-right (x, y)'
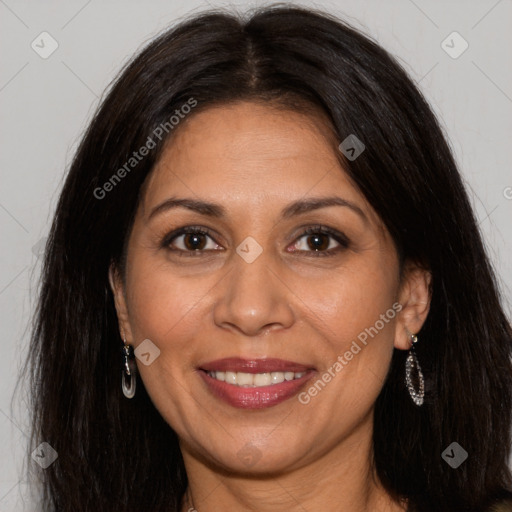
top-left (17, 4), bottom-right (512, 511)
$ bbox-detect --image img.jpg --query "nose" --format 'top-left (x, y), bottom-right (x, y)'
top-left (213, 248), bottom-right (295, 337)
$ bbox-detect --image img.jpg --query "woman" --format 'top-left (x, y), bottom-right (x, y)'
top-left (21, 4), bottom-right (512, 511)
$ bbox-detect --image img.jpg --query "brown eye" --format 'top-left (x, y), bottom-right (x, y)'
top-left (305, 233), bottom-right (330, 251)
top-left (291, 225), bottom-right (349, 257)
top-left (162, 226), bottom-right (221, 255)
top-left (182, 232), bottom-right (208, 251)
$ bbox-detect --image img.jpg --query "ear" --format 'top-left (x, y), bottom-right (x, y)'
top-left (394, 263), bottom-right (432, 350)
top-left (108, 262), bottom-right (134, 343)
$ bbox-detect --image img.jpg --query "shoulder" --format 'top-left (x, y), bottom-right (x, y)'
top-left (487, 499), bottom-right (512, 512)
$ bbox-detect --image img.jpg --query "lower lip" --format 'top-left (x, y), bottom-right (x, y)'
top-left (198, 370), bottom-right (315, 409)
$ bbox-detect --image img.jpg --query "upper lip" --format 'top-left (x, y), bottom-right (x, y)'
top-left (199, 357), bottom-right (315, 373)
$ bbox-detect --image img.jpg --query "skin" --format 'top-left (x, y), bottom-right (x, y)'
top-left (109, 101), bottom-right (431, 512)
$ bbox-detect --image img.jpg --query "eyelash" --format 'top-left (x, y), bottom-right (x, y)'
top-left (161, 225), bottom-right (350, 258)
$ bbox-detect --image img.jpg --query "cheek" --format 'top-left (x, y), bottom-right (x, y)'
top-left (124, 257), bottom-right (208, 409)
top-left (307, 259), bottom-right (398, 339)
top-left (288, 264), bottom-right (399, 439)
top-left (302, 256), bottom-right (399, 402)
top-left (124, 252), bottom-right (205, 349)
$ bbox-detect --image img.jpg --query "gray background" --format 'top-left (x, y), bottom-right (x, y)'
top-left (1, 0), bottom-right (511, 509)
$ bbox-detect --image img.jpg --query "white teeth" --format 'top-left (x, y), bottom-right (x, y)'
top-left (225, 371), bottom-right (237, 385)
top-left (207, 370), bottom-right (307, 387)
top-left (271, 372), bottom-right (285, 384)
top-left (253, 373), bottom-right (272, 386)
top-left (236, 372), bottom-right (254, 386)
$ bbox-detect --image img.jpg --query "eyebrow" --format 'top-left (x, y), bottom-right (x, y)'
top-left (147, 195), bottom-right (368, 223)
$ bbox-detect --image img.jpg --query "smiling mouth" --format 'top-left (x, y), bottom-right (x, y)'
top-left (204, 370), bottom-right (307, 387)
top-left (197, 357), bottom-right (316, 408)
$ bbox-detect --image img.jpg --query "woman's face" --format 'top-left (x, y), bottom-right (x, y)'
top-left (110, 101), bottom-right (429, 475)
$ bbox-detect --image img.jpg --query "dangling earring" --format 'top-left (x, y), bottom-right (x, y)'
top-left (122, 339), bottom-right (137, 399)
top-left (405, 330), bottom-right (424, 406)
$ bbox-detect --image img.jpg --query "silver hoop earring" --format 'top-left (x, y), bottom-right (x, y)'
top-left (122, 341), bottom-right (137, 399)
top-left (405, 332), bottom-right (424, 406)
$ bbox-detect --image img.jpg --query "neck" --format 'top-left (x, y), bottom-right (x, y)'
top-left (179, 415), bottom-right (407, 512)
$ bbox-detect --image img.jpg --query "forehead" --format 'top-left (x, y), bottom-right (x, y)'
top-left (139, 101), bottom-right (377, 225)
top-left (164, 101), bottom-right (337, 159)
